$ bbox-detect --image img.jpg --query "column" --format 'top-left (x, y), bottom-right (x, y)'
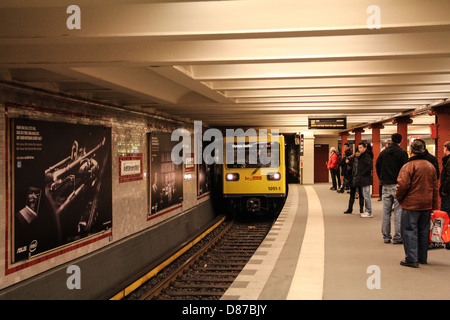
top-left (302, 131), bottom-right (315, 185)
top-left (431, 104), bottom-right (450, 168)
top-left (393, 116), bottom-right (413, 150)
top-left (352, 128), bottom-right (365, 148)
top-left (339, 131), bottom-right (350, 153)
top-left (369, 123), bottom-right (384, 198)
top-left (429, 104), bottom-right (450, 209)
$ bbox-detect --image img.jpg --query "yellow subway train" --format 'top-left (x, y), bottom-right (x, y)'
top-left (222, 134), bottom-right (286, 215)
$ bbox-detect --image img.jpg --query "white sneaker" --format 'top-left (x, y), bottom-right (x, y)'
top-left (360, 212), bottom-right (373, 218)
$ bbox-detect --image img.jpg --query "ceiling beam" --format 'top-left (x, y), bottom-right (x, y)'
top-left (189, 57), bottom-right (450, 81)
top-left (2, 30), bottom-right (450, 67)
top-left (234, 93), bottom-right (447, 104)
top-left (224, 84), bottom-right (450, 98)
top-left (1, 0), bottom-right (450, 41)
top-left (209, 74), bottom-right (450, 91)
top-left (69, 66), bottom-right (198, 104)
top-left (150, 66), bottom-right (231, 103)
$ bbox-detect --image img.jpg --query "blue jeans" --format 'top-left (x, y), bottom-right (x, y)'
top-left (362, 185), bottom-right (372, 214)
top-left (382, 184), bottom-right (402, 242)
top-left (401, 209), bottom-right (431, 263)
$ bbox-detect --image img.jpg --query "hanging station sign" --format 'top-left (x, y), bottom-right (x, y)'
top-left (308, 117), bottom-right (347, 130)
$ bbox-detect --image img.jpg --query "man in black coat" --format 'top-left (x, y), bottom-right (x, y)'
top-left (416, 139), bottom-right (439, 180)
top-left (343, 149), bottom-right (365, 214)
top-left (376, 133), bottom-right (409, 243)
top-left (356, 142), bottom-right (373, 218)
top-left (440, 141), bottom-right (450, 214)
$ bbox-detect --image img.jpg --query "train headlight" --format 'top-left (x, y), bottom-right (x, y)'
top-left (226, 173), bottom-right (240, 181)
top-left (267, 172), bottom-right (281, 180)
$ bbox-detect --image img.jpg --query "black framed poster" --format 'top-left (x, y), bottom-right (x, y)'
top-left (10, 118), bottom-right (112, 263)
top-left (148, 132), bottom-right (183, 219)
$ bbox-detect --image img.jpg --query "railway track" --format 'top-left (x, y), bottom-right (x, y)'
top-left (126, 216), bottom-right (274, 300)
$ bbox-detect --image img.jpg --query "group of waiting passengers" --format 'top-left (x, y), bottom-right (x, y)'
top-left (327, 133), bottom-right (450, 268)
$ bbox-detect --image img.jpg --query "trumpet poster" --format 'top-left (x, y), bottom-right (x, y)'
top-left (11, 118), bottom-right (112, 263)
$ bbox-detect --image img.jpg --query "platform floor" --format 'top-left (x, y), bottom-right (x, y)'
top-left (221, 183), bottom-right (450, 300)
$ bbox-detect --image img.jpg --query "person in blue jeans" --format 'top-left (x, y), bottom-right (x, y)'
top-left (395, 140), bottom-right (439, 268)
top-left (376, 133), bottom-right (408, 243)
top-left (355, 142), bottom-right (373, 218)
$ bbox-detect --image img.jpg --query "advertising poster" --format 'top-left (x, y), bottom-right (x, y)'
top-left (197, 141), bottom-right (212, 198)
top-left (148, 132), bottom-right (183, 218)
top-left (197, 162), bottom-right (212, 198)
top-left (11, 118), bottom-right (112, 263)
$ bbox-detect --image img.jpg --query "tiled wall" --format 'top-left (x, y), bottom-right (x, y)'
top-left (0, 85), bottom-right (212, 292)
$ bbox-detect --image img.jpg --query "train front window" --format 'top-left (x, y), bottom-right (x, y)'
top-left (226, 142), bottom-right (280, 168)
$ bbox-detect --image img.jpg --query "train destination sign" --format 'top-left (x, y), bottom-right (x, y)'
top-left (308, 117), bottom-right (347, 129)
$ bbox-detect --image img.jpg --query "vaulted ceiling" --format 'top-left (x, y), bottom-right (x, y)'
top-left (1, 0), bottom-right (449, 137)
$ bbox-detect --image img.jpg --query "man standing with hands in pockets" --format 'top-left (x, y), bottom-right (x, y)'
top-left (376, 133), bottom-right (408, 244)
top-left (396, 140), bottom-right (438, 268)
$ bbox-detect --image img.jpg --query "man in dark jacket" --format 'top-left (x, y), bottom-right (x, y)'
top-left (396, 140), bottom-right (438, 268)
top-left (356, 142), bottom-right (373, 218)
top-left (440, 141), bottom-right (450, 214)
top-left (416, 139), bottom-right (439, 179)
top-left (343, 149), bottom-right (364, 214)
top-left (338, 143), bottom-right (351, 193)
top-left (376, 133), bottom-right (408, 244)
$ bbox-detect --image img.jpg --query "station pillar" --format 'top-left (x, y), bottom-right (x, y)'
top-left (369, 123), bottom-right (384, 198)
top-left (340, 131), bottom-right (350, 153)
top-left (393, 116), bottom-right (413, 151)
top-left (352, 128), bottom-right (365, 148)
top-left (431, 104), bottom-right (450, 167)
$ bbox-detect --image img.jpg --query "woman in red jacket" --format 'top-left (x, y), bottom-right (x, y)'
top-left (327, 147), bottom-right (341, 191)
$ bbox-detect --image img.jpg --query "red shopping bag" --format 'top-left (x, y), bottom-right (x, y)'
top-left (430, 210), bottom-right (450, 244)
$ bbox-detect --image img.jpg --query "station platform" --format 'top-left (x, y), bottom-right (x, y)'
top-left (221, 183), bottom-right (450, 300)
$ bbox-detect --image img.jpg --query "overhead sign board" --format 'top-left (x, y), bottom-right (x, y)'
top-left (308, 117), bottom-right (347, 129)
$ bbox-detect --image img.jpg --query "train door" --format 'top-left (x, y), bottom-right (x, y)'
top-left (314, 144), bottom-right (329, 183)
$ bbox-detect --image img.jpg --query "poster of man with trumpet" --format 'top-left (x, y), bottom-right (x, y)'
top-left (11, 118), bottom-right (112, 263)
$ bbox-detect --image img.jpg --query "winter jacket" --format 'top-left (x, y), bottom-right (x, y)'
top-left (327, 152), bottom-right (339, 170)
top-left (395, 155), bottom-right (438, 211)
top-left (339, 156), bottom-right (347, 177)
top-left (423, 149), bottom-right (440, 180)
top-left (354, 150), bottom-right (373, 187)
top-left (376, 143), bottom-right (408, 185)
top-left (342, 156), bottom-right (353, 182)
top-left (440, 154), bottom-right (450, 197)
top-left (351, 155), bottom-right (359, 187)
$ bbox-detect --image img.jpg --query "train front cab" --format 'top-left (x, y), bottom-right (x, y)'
top-left (222, 135), bottom-right (286, 215)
